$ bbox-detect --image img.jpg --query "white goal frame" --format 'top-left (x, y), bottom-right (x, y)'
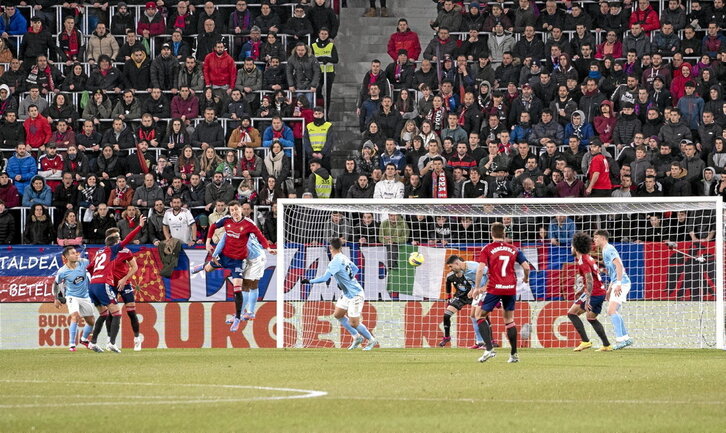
top-left (276, 197), bottom-right (725, 350)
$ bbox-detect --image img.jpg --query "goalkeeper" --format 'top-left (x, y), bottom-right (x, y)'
top-left (439, 255), bottom-right (492, 349)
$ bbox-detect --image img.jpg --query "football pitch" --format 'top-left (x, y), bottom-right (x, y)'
top-left (1, 349), bottom-right (725, 433)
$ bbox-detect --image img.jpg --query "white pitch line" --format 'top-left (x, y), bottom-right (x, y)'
top-left (0, 380), bottom-right (327, 408)
top-left (328, 396), bottom-right (726, 406)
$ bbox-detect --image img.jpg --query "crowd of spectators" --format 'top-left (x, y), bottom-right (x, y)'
top-left (0, 0), bottom-right (340, 245)
top-left (1, 0), bottom-right (726, 247)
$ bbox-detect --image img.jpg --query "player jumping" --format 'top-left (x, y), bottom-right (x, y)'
top-left (439, 255), bottom-right (490, 349)
top-left (203, 201), bottom-right (274, 332)
top-left (53, 246), bottom-right (97, 351)
top-left (593, 229), bottom-right (633, 350)
top-left (301, 237), bottom-right (378, 351)
top-left (87, 218), bottom-right (145, 353)
top-left (470, 222), bottom-right (530, 363)
top-left (568, 232), bottom-right (612, 352)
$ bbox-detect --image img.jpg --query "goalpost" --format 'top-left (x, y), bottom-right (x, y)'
top-left (276, 197), bottom-right (725, 350)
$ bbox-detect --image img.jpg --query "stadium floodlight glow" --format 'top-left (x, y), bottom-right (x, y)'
top-left (277, 197), bottom-right (724, 350)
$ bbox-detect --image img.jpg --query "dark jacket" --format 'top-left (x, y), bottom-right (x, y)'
top-left (85, 214), bottom-right (117, 244)
top-left (150, 54), bottom-right (180, 91)
top-left (191, 121), bottom-right (225, 148)
top-left (122, 56), bottom-right (152, 90)
top-left (0, 209), bottom-right (14, 244)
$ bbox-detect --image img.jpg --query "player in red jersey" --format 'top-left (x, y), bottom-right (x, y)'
top-left (87, 217), bottom-right (145, 353)
top-left (204, 201), bottom-right (275, 332)
top-left (103, 227), bottom-right (142, 351)
top-left (470, 222), bottom-right (530, 363)
top-left (568, 232), bottom-right (612, 352)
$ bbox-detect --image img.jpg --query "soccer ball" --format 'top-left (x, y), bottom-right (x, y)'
top-left (408, 251), bottom-right (425, 267)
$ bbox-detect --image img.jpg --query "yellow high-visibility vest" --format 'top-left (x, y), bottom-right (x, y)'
top-left (306, 121), bottom-right (332, 152)
top-left (314, 173), bottom-right (333, 198)
top-left (312, 42), bottom-right (335, 73)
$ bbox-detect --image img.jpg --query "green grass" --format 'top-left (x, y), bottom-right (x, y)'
top-left (1, 348), bottom-right (725, 433)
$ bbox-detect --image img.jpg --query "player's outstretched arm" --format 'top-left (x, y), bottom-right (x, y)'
top-left (120, 216), bottom-right (147, 248)
top-left (301, 271), bottom-right (333, 285)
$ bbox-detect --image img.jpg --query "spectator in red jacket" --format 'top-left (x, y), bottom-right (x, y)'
top-left (23, 105), bottom-right (52, 151)
top-left (387, 18), bottom-right (421, 61)
top-left (203, 41), bottom-right (238, 95)
top-left (629, 0), bottom-right (660, 34)
top-left (138, 2), bottom-right (166, 36)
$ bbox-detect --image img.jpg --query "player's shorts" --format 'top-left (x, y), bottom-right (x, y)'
top-left (480, 293), bottom-right (516, 312)
top-left (243, 256), bottom-right (266, 281)
top-left (335, 294), bottom-right (365, 318)
top-left (89, 283), bottom-right (118, 307)
top-left (574, 293), bottom-right (606, 315)
top-left (115, 284), bottom-right (135, 304)
top-left (608, 282), bottom-right (631, 304)
top-left (66, 296), bottom-right (95, 317)
top-left (211, 255), bottom-right (245, 279)
top-left (448, 294), bottom-right (473, 311)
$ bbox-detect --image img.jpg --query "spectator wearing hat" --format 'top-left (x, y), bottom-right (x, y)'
top-left (677, 81), bottom-right (705, 132)
top-left (309, 0), bottom-right (339, 39)
top-left (387, 19), bottom-right (421, 61)
top-left (111, 2), bottom-right (135, 36)
top-left (138, 1), bottom-right (166, 40)
top-left (509, 82), bottom-right (543, 128)
top-left (385, 49), bottom-right (415, 91)
top-left (461, 2), bottom-right (486, 32)
top-left (151, 44), bottom-right (180, 91)
top-left (86, 22), bottom-right (119, 65)
top-left (613, 102), bottom-right (643, 146)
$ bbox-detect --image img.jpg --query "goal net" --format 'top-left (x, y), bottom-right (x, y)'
top-left (276, 198), bottom-right (725, 350)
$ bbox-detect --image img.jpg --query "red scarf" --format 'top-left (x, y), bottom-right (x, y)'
top-left (272, 129), bottom-right (284, 139)
top-left (115, 187), bottom-right (129, 203)
top-left (65, 30), bottom-right (80, 57)
top-left (135, 145), bottom-right (150, 174)
top-left (434, 171), bottom-right (448, 198)
top-left (174, 14), bottom-right (187, 29)
top-left (126, 215), bottom-right (136, 228)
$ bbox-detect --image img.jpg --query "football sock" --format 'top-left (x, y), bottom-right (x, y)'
top-left (234, 292), bottom-right (243, 319)
top-left (477, 318), bottom-right (493, 351)
top-left (247, 288), bottom-right (259, 314)
top-left (82, 324), bottom-right (93, 340)
top-left (69, 321), bottom-right (78, 346)
top-left (126, 308), bottom-right (140, 337)
top-left (470, 316), bottom-right (483, 343)
top-left (241, 291), bottom-right (250, 315)
top-left (105, 312), bottom-right (112, 335)
top-left (568, 314), bottom-right (589, 342)
top-left (443, 311), bottom-right (453, 338)
top-left (588, 318), bottom-right (610, 346)
top-left (506, 322), bottom-right (517, 355)
top-left (337, 316), bottom-right (358, 337)
top-left (609, 311), bottom-right (625, 339)
top-left (109, 312), bottom-right (122, 345)
top-left (355, 323), bottom-right (373, 340)
top-left (91, 313), bottom-right (108, 344)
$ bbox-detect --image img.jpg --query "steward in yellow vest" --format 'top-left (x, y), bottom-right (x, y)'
top-left (311, 28), bottom-right (338, 113)
top-left (304, 106), bottom-right (333, 170)
top-left (306, 158), bottom-right (333, 198)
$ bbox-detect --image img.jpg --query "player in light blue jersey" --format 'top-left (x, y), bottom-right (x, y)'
top-left (301, 238), bottom-right (378, 350)
top-left (241, 231), bottom-right (265, 321)
top-left (440, 255), bottom-right (491, 349)
top-left (53, 246), bottom-right (97, 352)
top-left (594, 230), bottom-right (634, 350)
